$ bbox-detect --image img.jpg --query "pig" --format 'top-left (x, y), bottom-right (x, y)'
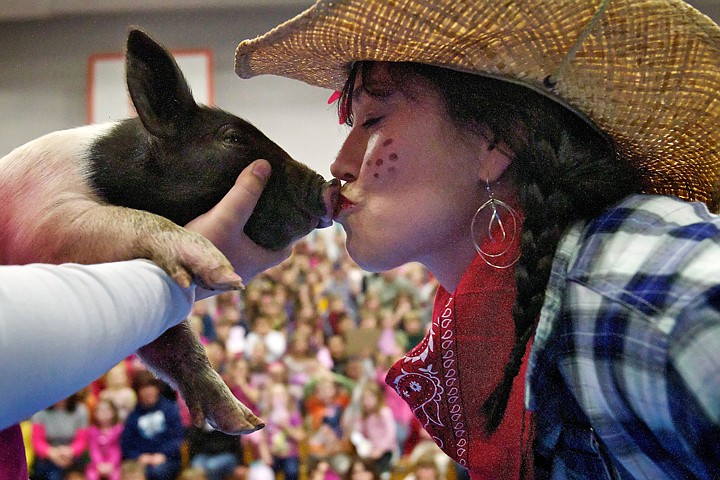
top-left (0, 28), bottom-right (338, 434)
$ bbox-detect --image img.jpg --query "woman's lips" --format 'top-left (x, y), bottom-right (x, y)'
top-left (334, 194), bottom-right (356, 219)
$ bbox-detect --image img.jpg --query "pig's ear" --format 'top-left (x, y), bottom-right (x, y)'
top-left (125, 28), bottom-right (196, 138)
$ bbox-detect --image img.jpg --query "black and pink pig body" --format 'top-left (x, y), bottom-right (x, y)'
top-left (0, 29), bottom-right (338, 434)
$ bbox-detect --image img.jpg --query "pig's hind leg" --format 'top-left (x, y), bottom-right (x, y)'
top-left (138, 321), bottom-right (264, 434)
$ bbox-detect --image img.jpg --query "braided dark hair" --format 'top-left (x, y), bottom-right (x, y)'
top-left (340, 62), bottom-right (642, 433)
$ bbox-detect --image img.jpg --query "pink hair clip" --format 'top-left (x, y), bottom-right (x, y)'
top-left (327, 90), bottom-right (348, 125)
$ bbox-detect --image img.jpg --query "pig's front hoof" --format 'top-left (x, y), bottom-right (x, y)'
top-left (181, 371), bottom-right (264, 435)
top-left (140, 226), bottom-right (244, 291)
top-left (191, 264), bottom-right (245, 292)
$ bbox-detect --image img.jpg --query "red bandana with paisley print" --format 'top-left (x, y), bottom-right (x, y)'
top-left (386, 249), bottom-right (534, 480)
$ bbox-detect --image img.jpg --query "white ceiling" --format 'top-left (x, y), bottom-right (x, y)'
top-left (0, 0), bottom-right (716, 21)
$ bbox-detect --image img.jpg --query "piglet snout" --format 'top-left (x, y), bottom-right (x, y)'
top-left (317, 179), bottom-right (340, 228)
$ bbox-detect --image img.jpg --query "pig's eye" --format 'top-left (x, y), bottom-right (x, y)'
top-left (224, 133), bottom-right (243, 144)
top-left (220, 128), bottom-right (246, 146)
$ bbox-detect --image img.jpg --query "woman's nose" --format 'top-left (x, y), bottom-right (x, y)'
top-left (330, 133), bottom-right (363, 182)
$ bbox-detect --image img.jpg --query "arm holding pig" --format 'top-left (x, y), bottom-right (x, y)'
top-left (188, 159), bottom-right (291, 298)
top-left (0, 160), bottom-right (286, 430)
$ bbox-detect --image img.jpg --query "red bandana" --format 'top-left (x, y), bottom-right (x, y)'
top-left (386, 252), bottom-right (534, 480)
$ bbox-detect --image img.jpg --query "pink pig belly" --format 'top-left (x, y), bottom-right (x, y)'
top-left (0, 124), bottom-right (115, 265)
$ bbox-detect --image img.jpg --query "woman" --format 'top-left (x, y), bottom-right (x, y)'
top-left (234, 1), bottom-right (720, 479)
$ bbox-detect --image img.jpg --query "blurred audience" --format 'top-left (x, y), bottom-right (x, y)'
top-left (404, 455), bottom-right (441, 480)
top-left (178, 467), bottom-right (208, 480)
top-left (86, 399), bottom-right (123, 480)
top-left (304, 373), bottom-right (354, 478)
top-left (343, 382), bottom-right (397, 479)
top-left (120, 460), bottom-right (147, 480)
top-left (244, 315), bottom-right (287, 364)
top-left (25, 229), bottom-right (446, 480)
top-left (250, 381), bottom-right (305, 480)
top-left (345, 456), bottom-right (381, 480)
top-left (31, 393), bottom-right (89, 480)
top-left (186, 421), bottom-right (242, 480)
top-left (120, 371), bottom-right (184, 480)
top-left (99, 363), bottom-right (137, 423)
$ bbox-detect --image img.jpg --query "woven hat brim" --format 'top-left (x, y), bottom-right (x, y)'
top-left (236, 0), bottom-right (720, 210)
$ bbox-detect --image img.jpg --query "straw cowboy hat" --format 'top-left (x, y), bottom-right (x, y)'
top-left (235, 0), bottom-right (720, 210)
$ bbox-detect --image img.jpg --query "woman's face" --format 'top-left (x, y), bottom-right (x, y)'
top-left (331, 64), bottom-right (487, 288)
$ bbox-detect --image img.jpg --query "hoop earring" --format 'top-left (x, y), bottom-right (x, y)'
top-left (471, 181), bottom-right (521, 269)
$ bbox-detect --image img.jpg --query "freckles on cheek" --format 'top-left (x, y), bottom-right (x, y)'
top-left (368, 138), bottom-right (401, 179)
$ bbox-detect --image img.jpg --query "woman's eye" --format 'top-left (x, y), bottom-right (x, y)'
top-left (361, 116), bottom-right (383, 129)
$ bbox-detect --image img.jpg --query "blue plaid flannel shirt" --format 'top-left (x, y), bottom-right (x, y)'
top-left (526, 194), bottom-right (720, 480)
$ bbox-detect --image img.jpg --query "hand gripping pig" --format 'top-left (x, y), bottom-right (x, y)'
top-left (0, 29), bottom-right (338, 434)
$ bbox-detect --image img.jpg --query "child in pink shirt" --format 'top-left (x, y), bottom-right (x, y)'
top-left (86, 399), bottom-right (123, 480)
top-left (346, 381), bottom-right (397, 477)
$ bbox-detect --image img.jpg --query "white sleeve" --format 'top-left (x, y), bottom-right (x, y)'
top-left (0, 260), bottom-right (195, 429)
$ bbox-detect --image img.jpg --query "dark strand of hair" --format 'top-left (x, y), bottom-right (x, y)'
top-left (482, 107), bottom-right (641, 433)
